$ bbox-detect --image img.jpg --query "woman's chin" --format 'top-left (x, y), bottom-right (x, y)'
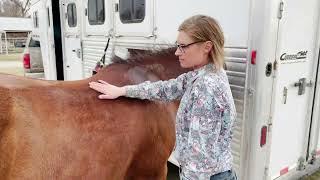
top-left (180, 63), bottom-right (192, 69)
top-left (179, 61), bottom-right (188, 68)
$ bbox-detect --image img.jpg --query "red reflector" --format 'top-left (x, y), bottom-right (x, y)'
top-left (280, 167), bottom-right (289, 176)
top-left (260, 126), bottom-right (267, 147)
top-left (251, 50), bottom-right (257, 64)
top-left (23, 53), bottom-right (30, 69)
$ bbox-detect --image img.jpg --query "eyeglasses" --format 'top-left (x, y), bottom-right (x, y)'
top-left (175, 41), bottom-right (204, 53)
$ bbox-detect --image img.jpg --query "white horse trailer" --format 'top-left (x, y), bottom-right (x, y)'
top-left (28, 0), bottom-right (320, 179)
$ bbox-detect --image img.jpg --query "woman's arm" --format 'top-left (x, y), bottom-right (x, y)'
top-left (89, 72), bottom-right (190, 101)
top-left (125, 72), bottom-right (189, 101)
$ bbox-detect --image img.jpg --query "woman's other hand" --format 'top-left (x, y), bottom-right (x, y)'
top-left (89, 80), bottom-right (126, 99)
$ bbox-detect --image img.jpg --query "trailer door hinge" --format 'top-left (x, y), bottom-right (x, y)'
top-left (273, 60), bottom-right (278, 71)
top-left (309, 150), bottom-right (317, 164)
top-left (278, 1), bottom-right (284, 19)
top-left (265, 62), bottom-right (273, 77)
top-left (297, 157), bottom-right (306, 171)
top-left (264, 167), bottom-right (269, 177)
top-left (115, 3), bottom-right (119, 12)
top-left (267, 116), bottom-right (273, 130)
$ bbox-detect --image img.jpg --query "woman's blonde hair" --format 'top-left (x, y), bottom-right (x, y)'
top-left (178, 15), bottom-right (225, 70)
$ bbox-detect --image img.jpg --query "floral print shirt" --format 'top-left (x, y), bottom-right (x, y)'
top-left (125, 63), bottom-right (236, 180)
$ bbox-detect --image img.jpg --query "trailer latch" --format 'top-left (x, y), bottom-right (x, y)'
top-left (293, 78), bottom-right (312, 95)
top-left (294, 78), bottom-right (306, 95)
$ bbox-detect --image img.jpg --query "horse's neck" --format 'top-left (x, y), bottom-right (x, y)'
top-left (88, 63), bottom-right (162, 86)
top-left (127, 66), bottom-right (160, 84)
top-left (88, 57), bottom-right (186, 87)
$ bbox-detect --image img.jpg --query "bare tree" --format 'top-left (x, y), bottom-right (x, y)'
top-left (20, 0), bottom-right (31, 17)
top-left (0, 0), bottom-right (30, 17)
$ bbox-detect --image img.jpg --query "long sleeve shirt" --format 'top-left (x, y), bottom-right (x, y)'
top-left (125, 63), bottom-right (237, 180)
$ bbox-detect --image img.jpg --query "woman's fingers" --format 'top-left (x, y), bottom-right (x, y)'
top-left (89, 82), bottom-right (101, 90)
top-left (98, 80), bottom-right (109, 85)
top-left (89, 82), bottom-right (108, 94)
top-left (89, 81), bottom-right (120, 99)
top-left (98, 94), bottom-right (111, 99)
top-left (89, 81), bottom-right (108, 87)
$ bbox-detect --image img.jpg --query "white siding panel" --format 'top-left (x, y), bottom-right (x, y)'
top-left (82, 39), bottom-right (114, 78)
top-left (225, 47), bottom-right (248, 177)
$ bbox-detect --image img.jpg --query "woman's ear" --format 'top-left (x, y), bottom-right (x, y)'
top-left (204, 41), bottom-right (213, 53)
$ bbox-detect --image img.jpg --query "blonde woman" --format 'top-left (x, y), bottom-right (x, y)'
top-left (89, 15), bottom-right (237, 180)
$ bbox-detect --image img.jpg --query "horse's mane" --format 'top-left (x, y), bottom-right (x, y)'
top-left (91, 47), bottom-right (188, 86)
top-left (110, 47), bottom-right (177, 66)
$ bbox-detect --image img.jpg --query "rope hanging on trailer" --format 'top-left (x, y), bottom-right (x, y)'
top-left (92, 37), bottom-right (110, 75)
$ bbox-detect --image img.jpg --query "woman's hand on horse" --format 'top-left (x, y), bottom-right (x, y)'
top-left (89, 80), bottom-right (126, 99)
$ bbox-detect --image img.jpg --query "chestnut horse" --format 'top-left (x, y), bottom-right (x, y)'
top-left (0, 48), bottom-right (188, 180)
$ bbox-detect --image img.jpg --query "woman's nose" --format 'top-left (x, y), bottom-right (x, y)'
top-left (175, 48), bottom-right (182, 56)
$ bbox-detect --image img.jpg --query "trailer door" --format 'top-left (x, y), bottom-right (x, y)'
top-left (61, 0), bottom-right (83, 80)
top-left (114, 0), bottom-right (154, 38)
top-left (268, 0), bottom-right (320, 179)
top-left (307, 43), bottom-right (320, 164)
top-left (45, 0), bottom-right (57, 80)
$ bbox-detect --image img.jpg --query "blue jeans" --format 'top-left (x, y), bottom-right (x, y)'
top-left (210, 170), bottom-right (237, 180)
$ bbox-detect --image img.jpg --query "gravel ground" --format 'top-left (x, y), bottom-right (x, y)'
top-left (302, 169), bottom-right (320, 180)
top-left (0, 60), bottom-right (24, 76)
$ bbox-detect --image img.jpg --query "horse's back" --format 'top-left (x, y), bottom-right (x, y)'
top-left (0, 73), bottom-right (56, 89)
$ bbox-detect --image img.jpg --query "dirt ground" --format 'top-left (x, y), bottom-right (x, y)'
top-left (302, 170), bottom-right (320, 180)
top-left (0, 53), bottom-right (24, 76)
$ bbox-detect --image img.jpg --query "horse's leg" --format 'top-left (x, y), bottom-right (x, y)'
top-left (156, 164), bottom-right (168, 180)
top-left (0, 126), bottom-right (14, 180)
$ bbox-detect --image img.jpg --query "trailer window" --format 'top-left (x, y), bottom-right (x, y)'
top-left (119, 0), bottom-right (145, 24)
top-left (33, 11), bottom-right (39, 28)
top-left (29, 38), bottom-right (40, 48)
top-left (67, 3), bottom-right (77, 27)
top-left (88, 0), bottom-right (105, 25)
